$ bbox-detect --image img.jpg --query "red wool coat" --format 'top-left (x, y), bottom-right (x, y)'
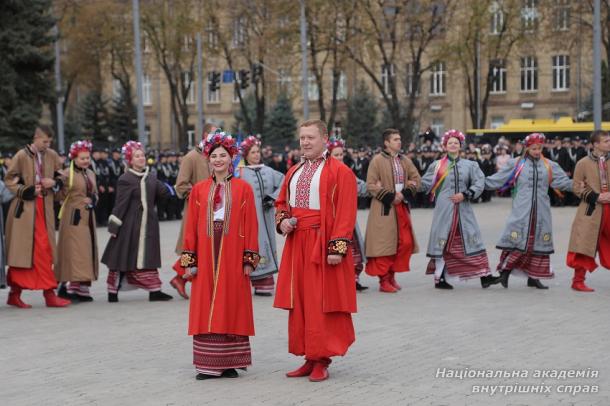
top-left (273, 156), bottom-right (358, 314)
top-left (182, 176), bottom-right (259, 337)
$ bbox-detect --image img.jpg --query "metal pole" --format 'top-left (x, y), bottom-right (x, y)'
top-left (475, 34), bottom-right (481, 129)
top-left (299, 0), bottom-right (309, 120)
top-left (593, 0), bottom-right (602, 130)
top-left (53, 25), bottom-right (65, 154)
top-left (196, 32), bottom-right (204, 146)
top-left (132, 0), bottom-right (147, 145)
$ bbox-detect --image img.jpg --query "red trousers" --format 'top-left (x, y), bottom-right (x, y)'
top-left (287, 209), bottom-right (355, 360)
top-left (366, 203), bottom-right (414, 276)
top-left (7, 196), bottom-right (57, 290)
top-left (567, 204), bottom-right (610, 272)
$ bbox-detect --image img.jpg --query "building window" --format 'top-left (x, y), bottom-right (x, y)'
top-left (183, 35), bottom-right (193, 51)
top-left (490, 60), bottom-right (507, 94)
top-left (491, 116), bottom-right (504, 129)
top-left (233, 72), bottom-right (243, 103)
top-left (206, 24), bottom-right (218, 49)
top-left (183, 72), bottom-right (195, 105)
top-left (553, 0), bottom-right (570, 31)
top-left (232, 16), bottom-right (247, 48)
top-left (521, 0), bottom-right (539, 32)
top-left (337, 71), bottom-right (347, 100)
top-left (206, 72), bottom-right (220, 104)
top-left (431, 118), bottom-right (444, 136)
top-left (112, 79), bottom-right (122, 101)
top-left (278, 68), bottom-right (292, 92)
top-left (406, 63), bottom-right (419, 96)
top-left (552, 55), bottom-right (570, 91)
top-left (490, 1), bottom-right (504, 35)
top-left (143, 74), bottom-right (152, 106)
top-left (520, 56), bottom-right (538, 92)
top-left (430, 62), bottom-right (446, 96)
top-left (308, 73), bottom-right (319, 101)
top-left (381, 63), bottom-right (395, 96)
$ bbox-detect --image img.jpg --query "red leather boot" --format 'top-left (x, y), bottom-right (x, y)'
top-left (571, 269), bottom-right (594, 292)
top-left (379, 274), bottom-right (397, 293)
top-left (43, 289), bottom-right (71, 307)
top-left (286, 359), bottom-right (315, 377)
top-left (309, 358), bottom-right (332, 382)
top-left (389, 271), bottom-right (402, 290)
top-left (7, 287), bottom-right (32, 309)
top-left (170, 275), bottom-right (189, 299)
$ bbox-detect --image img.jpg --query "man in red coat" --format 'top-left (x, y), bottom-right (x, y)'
top-left (274, 119), bottom-right (358, 382)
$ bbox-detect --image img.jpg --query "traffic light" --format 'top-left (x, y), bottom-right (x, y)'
top-left (239, 69), bottom-right (250, 89)
top-left (252, 63), bottom-right (263, 84)
top-left (209, 71), bottom-right (221, 92)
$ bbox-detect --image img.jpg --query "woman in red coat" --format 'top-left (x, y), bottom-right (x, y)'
top-left (180, 130), bottom-right (260, 380)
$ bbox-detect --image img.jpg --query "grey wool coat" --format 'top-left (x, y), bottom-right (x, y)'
top-left (101, 167), bottom-right (169, 271)
top-left (485, 157), bottom-right (572, 254)
top-left (239, 165), bottom-right (284, 279)
top-left (421, 158), bottom-right (486, 258)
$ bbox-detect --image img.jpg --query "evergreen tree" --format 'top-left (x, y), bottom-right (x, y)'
top-left (344, 81), bottom-right (379, 148)
top-left (264, 92), bottom-right (296, 148)
top-left (79, 91), bottom-right (110, 145)
top-left (0, 0), bottom-right (55, 149)
top-left (108, 87), bottom-right (137, 145)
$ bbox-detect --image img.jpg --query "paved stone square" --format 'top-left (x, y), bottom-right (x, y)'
top-left (1, 198), bottom-right (609, 406)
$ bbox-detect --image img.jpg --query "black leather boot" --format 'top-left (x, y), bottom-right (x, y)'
top-left (149, 291), bottom-right (173, 301)
top-left (527, 277), bottom-right (549, 289)
top-left (498, 270), bottom-right (511, 288)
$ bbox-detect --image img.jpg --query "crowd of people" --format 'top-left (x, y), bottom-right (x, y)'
top-left (0, 121), bottom-right (609, 383)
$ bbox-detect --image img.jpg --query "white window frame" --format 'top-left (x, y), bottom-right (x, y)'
top-left (381, 63), bottom-right (395, 96)
top-left (552, 54), bottom-right (570, 91)
top-left (112, 78), bottom-right (122, 101)
top-left (521, 0), bottom-right (539, 32)
top-left (337, 71), bottom-right (347, 100)
top-left (430, 62), bottom-right (446, 96)
top-left (183, 71), bottom-right (195, 105)
top-left (553, 0), bottom-right (570, 32)
top-left (232, 16), bottom-right (247, 48)
top-left (406, 62), bottom-right (419, 96)
top-left (206, 24), bottom-right (218, 49)
top-left (143, 74), bottom-right (152, 106)
top-left (308, 72), bottom-right (319, 101)
top-left (431, 118), bottom-right (444, 137)
top-left (520, 56), bottom-right (538, 92)
top-left (490, 60), bottom-right (507, 94)
top-left (233, 73), bottom-right (243, 103)
top-left (277, 68), bottom-right (292, 93)
top-left (206, 72), bottom-right (220, 104)
top-left (490, 1), bottom-right (504, 35)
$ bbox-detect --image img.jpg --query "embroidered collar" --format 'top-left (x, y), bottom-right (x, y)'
top-left (245, 164), bottom-right (264, 169)
top-left (301, 150), bottom-right (329, 164)
top-left (212, 172), bottom-right (233, 182)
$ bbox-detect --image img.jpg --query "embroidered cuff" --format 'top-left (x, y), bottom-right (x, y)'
top-left (180, 251), bottom-right (197, 268)
top-left (243, 250), bottom-right (261, 268)
top-left (463, 189), bottom-right (476, 201)
top-left (275, 210), bottom-right (290, 233)
top-left (327, 238), bottom-right (350, 256)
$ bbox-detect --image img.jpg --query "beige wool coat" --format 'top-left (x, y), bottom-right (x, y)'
top-left (568, 153), bottom-right (610, 257)
top-left (55, 166), bottom-right (99, 282)
top-left (4, 146), bottom-right (62, 268)
top-left (365, 151), bottom-right (421, 257)
top-left (174, 147), bottom-right (210, 254)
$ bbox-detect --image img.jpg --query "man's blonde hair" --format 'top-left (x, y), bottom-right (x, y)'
top-left (299, 119), bottom-right (328, 138)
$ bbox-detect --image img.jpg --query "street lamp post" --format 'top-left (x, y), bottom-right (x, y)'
top-left (299, 0), bottom-right (309, 120)
top-left (132, 0), bottom-right (147, 145)
top-left (593, 0), bottom-right (602, 130)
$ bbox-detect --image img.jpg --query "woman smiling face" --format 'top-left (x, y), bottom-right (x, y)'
top-left (209, 146), bottom-right (232, 177)
top-left (444, 137), bottom-right (461, 156)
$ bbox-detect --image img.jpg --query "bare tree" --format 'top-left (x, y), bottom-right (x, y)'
top-left (141, 0), bottom-right (201, 149)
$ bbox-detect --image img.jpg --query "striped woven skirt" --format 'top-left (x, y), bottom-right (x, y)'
top-left (427, 206), bottom-right (490, 280)
top-left (497, 206), bottom-right (552, 279)
top-left (193, 334), bottom-right (252, 376)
